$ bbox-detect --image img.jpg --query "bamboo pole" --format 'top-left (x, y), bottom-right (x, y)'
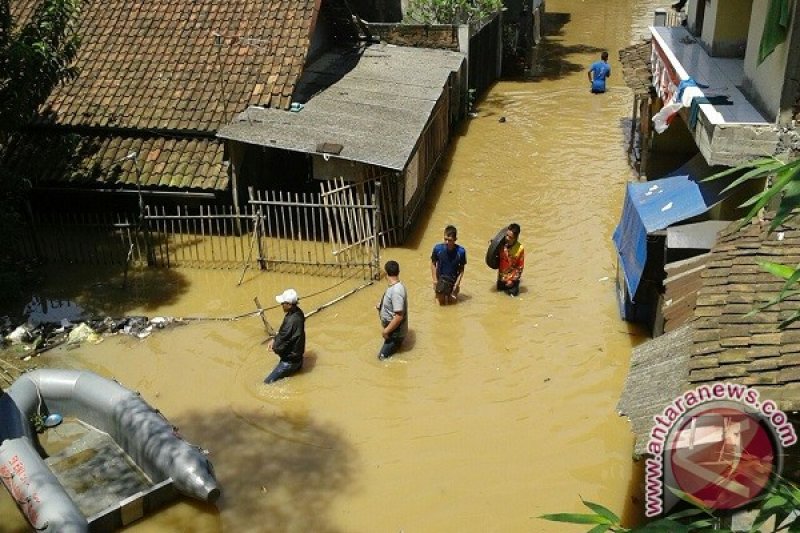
top-left (302, 192), bottom-right (311, 267)
top-left (168, 205), bottom-right (176, 266)
top-left (289, 192), bottom-right (298, 266)
top-left (372, 184), bottom-right (382, 280)
top-left (192, 205), bottom-right (199, 266)
top-left (213, 205), bottom-right (222, 267)
top-left (278, 190), bottom-right (288, 270)
top-left (304, 280), bottom-right (374, 319)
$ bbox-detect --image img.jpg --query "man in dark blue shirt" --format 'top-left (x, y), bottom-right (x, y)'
top-left (430, 225), bottom-right (467, 305)
top-left (588, 51), bottom-right (611, 94)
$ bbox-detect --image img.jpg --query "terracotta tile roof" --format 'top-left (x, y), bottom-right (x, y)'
top-left (689, 214), bottom-right (800, 410)
top-left (14, 0), bottom-right (317, 131)
top-left (3, 132), bottom-right (228, 191)
top-left (7, 0), bottom-right (319, 191)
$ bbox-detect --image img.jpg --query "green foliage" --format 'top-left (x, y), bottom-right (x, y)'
top-left (30, 412), bottom-right (45, 433)
top-left (0, 0), bottom-right (81, 142)
top-left (0, 0), bottom-right (82, 301)
top-left (405, 0), bottom-right (503, 25)
top-left (541, 479), bottom-right (800, 532)
top-left (703, 156), bottom-right (800, 233)
top-left (703, 156), bottom-right (800, 327)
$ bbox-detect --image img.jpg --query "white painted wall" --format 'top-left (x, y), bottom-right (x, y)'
top-left (742, 1), bottom-right (793, 121)
top-left (686, 0), bottom-right (701, 35)
top-left (700, 0), bottom-right (717, 47)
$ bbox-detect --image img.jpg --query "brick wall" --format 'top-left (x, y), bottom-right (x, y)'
top-left (367, 23), bottom-right (461, 50)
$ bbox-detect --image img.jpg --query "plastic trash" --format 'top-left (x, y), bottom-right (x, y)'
top-left (44, 413), bottom-right (63, 428)
top-left (67, 323), bottom-right (102, 345)
top-left (6, 325), bottom-right (32, 345)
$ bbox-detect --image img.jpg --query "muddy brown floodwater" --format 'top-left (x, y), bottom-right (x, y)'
top-left (1, 1), bottom-right (675, 531)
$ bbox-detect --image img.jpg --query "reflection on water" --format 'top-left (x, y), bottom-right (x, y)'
top-left (1, 0), bottom-right (678, 531)
top-left (21, 297), bottom-right (86, 325)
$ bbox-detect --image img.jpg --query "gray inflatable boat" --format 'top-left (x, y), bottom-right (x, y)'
top-left (0, 369), bottom-right (220, 532)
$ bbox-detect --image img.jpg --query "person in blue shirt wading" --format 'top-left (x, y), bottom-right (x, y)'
top-left (588, 51), bottom-right (611, 94)
top-left (431, 225), bottom-right (467, 305)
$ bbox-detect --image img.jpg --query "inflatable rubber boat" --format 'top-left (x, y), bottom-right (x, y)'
top-left (0, 369), bottom-right (220, 532)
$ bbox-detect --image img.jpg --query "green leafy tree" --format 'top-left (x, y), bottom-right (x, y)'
top-left (542, 479), bottom-right (800, 532)
top-left (405, 0), bottom-right (503, 25)
top-left (0, 0), bottom-right (81, 302)
top-left (0, 0), bottom-right (81, 143)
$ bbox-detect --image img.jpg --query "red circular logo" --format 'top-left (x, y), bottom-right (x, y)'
top-left (664, 403), bottom-right (778, 511)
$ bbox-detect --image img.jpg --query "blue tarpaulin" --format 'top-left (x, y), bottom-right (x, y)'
top-left (612, 170), bottom-right (729, 298)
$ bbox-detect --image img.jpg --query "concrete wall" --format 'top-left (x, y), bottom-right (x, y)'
top-left (741, 0), bottom-right (794, 122)
top-left (695, 117), bottom-right (779, 166)
top-left (686, 0), bottom-right (701, 35)
top-left (712, 0), bottom-right (751, 56)
top-left (699, 0), bottom-right (714, 44)
top-left (700, 0), bottom-right (751, 57)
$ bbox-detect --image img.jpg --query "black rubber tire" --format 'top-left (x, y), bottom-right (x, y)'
top-left (485, 228), bottom-right (506, 270)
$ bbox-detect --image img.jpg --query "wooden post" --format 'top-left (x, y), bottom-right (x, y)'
top-left (143, 205), bottom-right (156, 266)
top-left (629, 95), bottom-right (639, 162)
top-left (639, 96), bottom-right (652, 177)
top-left (372, 182), bottom-right (382, 280)
top-left (256, 208), bottom-right (266, 270)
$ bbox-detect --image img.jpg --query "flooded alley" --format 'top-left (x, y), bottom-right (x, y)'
top-left (2, 1), bottom-right (672, 531)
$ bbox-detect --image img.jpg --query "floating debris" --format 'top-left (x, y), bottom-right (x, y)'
top-left (2, 316), bottom-right (188, 358)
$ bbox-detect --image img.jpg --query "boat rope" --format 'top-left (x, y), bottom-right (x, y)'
top-left (176, 269), bottom-right (371, 322)
top-left (35, 384), bottom-right (44, 422)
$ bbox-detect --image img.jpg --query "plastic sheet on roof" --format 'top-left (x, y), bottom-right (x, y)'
top-left (612, 158), bottom-right (732, 298)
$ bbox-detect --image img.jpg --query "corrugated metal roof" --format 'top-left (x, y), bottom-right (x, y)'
top-left (218, 44), bottom-right (465, 171)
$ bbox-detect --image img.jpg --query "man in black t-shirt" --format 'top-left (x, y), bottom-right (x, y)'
top-left (264, 288), bottom-right (306, 384)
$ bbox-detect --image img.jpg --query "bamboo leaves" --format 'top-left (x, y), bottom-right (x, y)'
top-left (540, 499), bottom-right (622, 529)
top-left (541, 479), bottom-right (800, 531)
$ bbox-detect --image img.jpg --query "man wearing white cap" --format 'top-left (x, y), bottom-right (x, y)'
top-left (264, 288), bottom-right (306, 384)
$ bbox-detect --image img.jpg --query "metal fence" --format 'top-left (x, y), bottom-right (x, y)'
top-left (143, 204), bottom-right (254, 269)
top-left (13, 211), bottom-right (137, 266)
top-left (13, 179), bottom-right (381, 280)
